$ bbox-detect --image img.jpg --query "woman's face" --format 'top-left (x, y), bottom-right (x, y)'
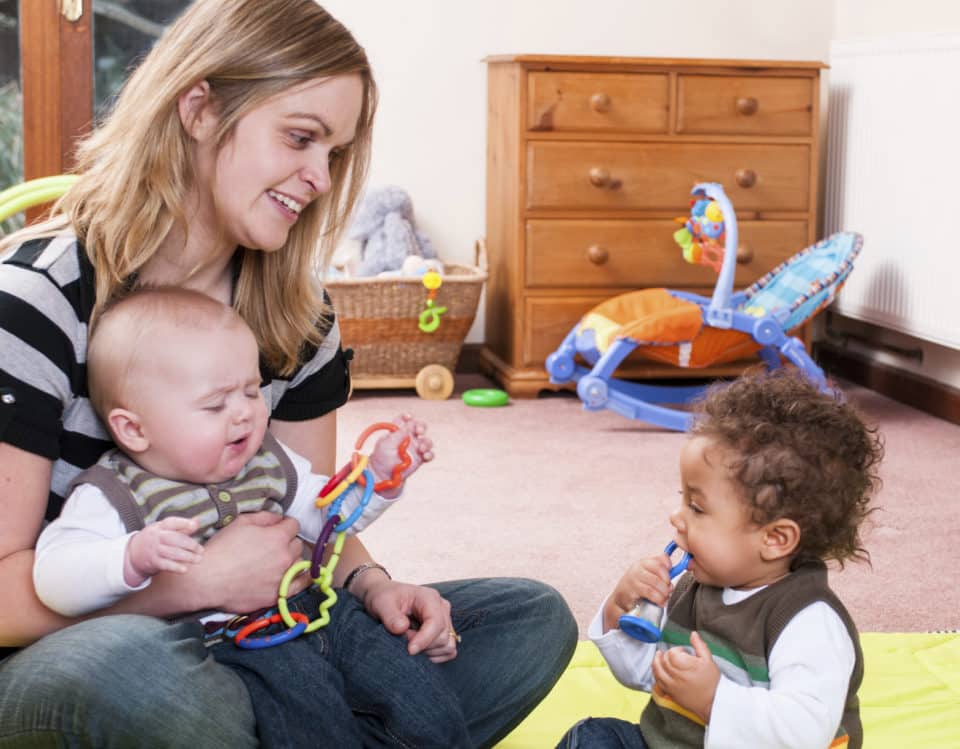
top-left (208, 74), bottom-right (364, 252)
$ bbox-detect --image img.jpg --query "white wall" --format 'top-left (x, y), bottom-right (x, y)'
top-left (321, 0), bottom-right (958, 392)
top-left (834, 0), bottom-right (960, 37)
top-left (322, 0), bottom-right (834, 342)
top-left (830, 0), bottom-right (960, 389)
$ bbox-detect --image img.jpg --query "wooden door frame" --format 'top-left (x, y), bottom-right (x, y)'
top-left (20, 0), bottom-right (93, 181)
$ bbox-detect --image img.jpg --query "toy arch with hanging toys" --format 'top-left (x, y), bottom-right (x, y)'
top-left (545, 182), bottom-right (862, 431)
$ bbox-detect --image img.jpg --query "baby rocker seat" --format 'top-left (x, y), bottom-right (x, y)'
top-left (545, 182), bottom-right (861, 431)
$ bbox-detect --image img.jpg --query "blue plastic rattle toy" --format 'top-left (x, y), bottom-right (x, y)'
top-left (619, 541), bottom-right (691, 643)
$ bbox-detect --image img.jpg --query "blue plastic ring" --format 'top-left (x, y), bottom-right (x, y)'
top-left (235, 618), bottom-right (307, 650)
top-left (335, 469), bottom-right (375, 532)
top-left (664, 540), bottom-right (691, 577)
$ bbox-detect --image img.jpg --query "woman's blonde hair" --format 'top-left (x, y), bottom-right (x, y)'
top-left (2, 0), bottom-right (376, 375)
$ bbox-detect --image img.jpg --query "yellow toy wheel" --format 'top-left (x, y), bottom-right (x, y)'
top-left (415, 364), bottom-right (454, 400)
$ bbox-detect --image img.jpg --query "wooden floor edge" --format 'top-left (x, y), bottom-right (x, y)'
top-left (815, 342), bottom-right (960, 426)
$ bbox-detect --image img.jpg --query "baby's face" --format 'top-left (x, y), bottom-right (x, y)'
top-left (132, 321), bottom-right (268, 484)
top-left (669, 435), bottom-right (780, 590)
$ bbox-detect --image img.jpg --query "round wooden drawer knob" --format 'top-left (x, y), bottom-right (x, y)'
top-left (736, 245), bottom-right (754, 264)
top-left (588, 167), bottom-right (621, 190)
top-left (736, 96), bottom-right (759, 115)
top-left (586, 245), bottom-right (609, 265)
top-left (590, 92), bottom-right (612, 113)
top-left (589, 167), bottom-right (611, 187)
top-left (735, 168), bottom-right (757, 188)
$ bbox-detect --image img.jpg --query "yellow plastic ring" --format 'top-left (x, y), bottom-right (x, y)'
top-left (278, 560), bottom-right (312, 629)
top-left (315, 454), bottom-right (368, 508)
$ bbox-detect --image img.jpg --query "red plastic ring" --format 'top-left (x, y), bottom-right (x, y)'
top-left (234, 611), bottom-right (308, 648)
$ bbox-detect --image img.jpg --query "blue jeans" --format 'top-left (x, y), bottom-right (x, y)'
top-left (556, 718), bottom-right (649, 749)
top-left (0, 577), bottom-right (576, 748)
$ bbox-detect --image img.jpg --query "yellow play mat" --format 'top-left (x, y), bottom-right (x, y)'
top-left (498, 633), bottom-right (960, 748)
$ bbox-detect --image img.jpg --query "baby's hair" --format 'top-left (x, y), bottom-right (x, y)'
top-left (690, 368), bottom-right (884, 566)
top-left (86, 286), bottom-right (248, 419)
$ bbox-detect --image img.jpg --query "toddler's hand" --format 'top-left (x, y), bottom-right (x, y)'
top-left (652, 631), bottom-right (720, 723)
top-left (124, 516), bottom-right (204, 587)
top-left (368, 414), bottom-right (434, 498)
top-left (602, 551), bottom-right (673, 633)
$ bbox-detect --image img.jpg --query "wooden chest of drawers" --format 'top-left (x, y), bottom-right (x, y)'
top-left (481, 55), bottom-right (824, 397)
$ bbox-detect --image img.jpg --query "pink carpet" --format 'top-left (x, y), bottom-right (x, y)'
top-left (339, 375), bottom-right (960, 636)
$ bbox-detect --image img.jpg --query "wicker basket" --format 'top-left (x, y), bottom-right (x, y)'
top-left (325, 241), bottom-right (487, 398)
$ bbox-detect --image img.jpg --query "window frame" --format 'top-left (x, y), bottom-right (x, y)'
top-left (20, 0), bottom-right (93, 184)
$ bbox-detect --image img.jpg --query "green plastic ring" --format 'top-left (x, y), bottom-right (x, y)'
top-left (462, 388), bottom-right (509, 407)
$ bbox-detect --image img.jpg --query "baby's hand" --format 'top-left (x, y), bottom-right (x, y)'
top-left (652, 631), bottom-right (720, 723)
top-left (368, 414), bottom-right (434, 498)
top-left (124, 516), bottom-right (204, 587)
top-left (602, 551), bottom-right (673, 633)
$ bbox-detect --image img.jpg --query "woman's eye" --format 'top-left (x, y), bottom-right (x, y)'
top-left (204, 404), bottom-right (226, 413)
top-left (288, 131), bottom-right (312, 147)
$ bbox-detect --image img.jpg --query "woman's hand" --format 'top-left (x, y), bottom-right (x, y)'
top-left (602, 552), bottom-right (673, 633)
top-left (187, 511), bottom-right (306, 613)
top-left (359, 577), bottom-right (459, 664)
top-left (367, 414), bottom-right (434, 499)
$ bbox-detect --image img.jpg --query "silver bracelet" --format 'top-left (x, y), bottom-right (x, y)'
top-left (342, 562), bottom-right (391, 593)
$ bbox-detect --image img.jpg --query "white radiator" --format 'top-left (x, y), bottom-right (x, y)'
top-left (824, 33), bottom-right (960, 350)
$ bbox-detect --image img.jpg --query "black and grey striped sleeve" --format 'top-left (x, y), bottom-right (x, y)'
top-left (0, 236), bottom-right (91, 460)
top-left (267, 309), bottom-right (352, 423)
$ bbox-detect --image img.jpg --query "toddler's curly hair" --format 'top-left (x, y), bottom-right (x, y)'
top-left (691, 368), bottom-right (884, 566)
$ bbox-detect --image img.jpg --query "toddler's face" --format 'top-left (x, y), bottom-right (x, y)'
top-left (669, 435), bottom-right (781, 590)
top-left (132, 321), bottom-right (268, 484)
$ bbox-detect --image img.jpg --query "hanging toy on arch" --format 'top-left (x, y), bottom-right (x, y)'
top-left (418, 270), bottom-right (447, 333)
top-left (673, 190), bottom-right (726, 273)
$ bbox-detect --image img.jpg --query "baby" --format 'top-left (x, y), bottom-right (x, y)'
top-left (560, 369), bottom-right (883, 749)
top-left (33, 286), bottom-right (431, 618)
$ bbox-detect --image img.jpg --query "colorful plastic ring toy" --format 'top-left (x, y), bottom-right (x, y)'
top-left (353, 422), bottom-right (412, 492)
top-left (310, 513), bottom-right (342, 579)
top-left (234, 611), bottom-right (308, 649)
top-left (334, 469), bottom-right (375, 532)
top-left (316, 454), bottom-right (368, 508)
top-left (462, 388), bottom-right (509, 407)
top-left (318, 460), bottom-right (354, 499)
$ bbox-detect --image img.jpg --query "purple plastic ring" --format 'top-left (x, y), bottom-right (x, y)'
top-left (310, 514), bottom-right (342, 579)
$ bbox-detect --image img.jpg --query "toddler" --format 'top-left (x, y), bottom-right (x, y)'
top-left (559, 369), bottom-right (883, 749)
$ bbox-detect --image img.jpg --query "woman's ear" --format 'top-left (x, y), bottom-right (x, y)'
top-left (760, 518), bottom-right (801, 561)
top-left (108, 408), bottom-right (150, 455)
top-left (177, 80), bottom-right (217, 141)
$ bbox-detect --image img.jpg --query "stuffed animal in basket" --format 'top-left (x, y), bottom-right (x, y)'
top-left (348, 185), bottom-right (438, 277)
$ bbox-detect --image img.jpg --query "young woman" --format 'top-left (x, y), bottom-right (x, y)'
top-left (0, 2), bottom-right (577, 746)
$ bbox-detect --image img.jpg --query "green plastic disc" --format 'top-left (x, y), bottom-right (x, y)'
top-left (462, 388), bottom-right (510, 407)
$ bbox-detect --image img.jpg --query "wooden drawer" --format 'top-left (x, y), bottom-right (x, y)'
top-left (525, 219), bottom-right (810, 288)
top-left (527, 142), bottom-right (810, 211)
top-left (524, 295), bottom-right (609, 366)
top-left (677, 75), bottom-right (814, 135)
top-left (527, 72), bottom-right (669, 133)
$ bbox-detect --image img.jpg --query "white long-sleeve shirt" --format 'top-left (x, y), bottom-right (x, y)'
top-left (34, 440), bottom-right (398, 618)
top-left (590, 585), bottom-right (856, 749)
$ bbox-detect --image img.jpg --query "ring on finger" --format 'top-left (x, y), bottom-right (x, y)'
top-left (448, 628), bottom-right (461, 644)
